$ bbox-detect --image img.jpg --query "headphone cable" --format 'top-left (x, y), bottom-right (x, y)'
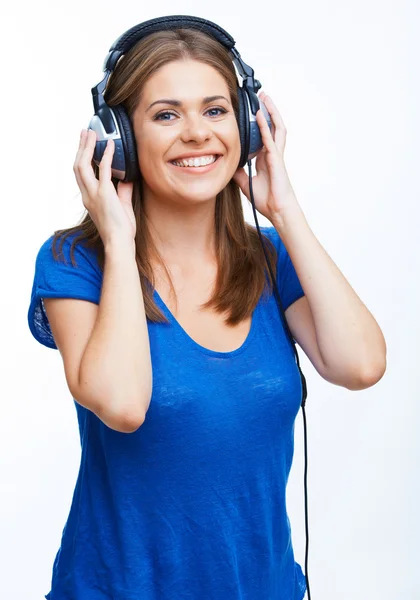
top-left (247, 159), bottom-right (311, 600)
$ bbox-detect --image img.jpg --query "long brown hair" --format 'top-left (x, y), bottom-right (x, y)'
top-left (51, 28), bottom-right (277, 325)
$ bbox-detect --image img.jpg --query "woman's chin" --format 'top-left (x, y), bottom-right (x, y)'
top-left (175, 190), bottom-right (220, 205)
top-left (171, 178), bottom-right (226, 201)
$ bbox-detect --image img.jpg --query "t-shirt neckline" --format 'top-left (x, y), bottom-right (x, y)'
top-left (152, 289), bottom-right (260, 359)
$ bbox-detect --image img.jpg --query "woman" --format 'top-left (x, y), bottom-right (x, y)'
top-left (28, 21), bottom-right (387, 600)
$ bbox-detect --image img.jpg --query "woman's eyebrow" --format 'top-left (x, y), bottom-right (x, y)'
top-left (146, 95), bottom-right (229, 112)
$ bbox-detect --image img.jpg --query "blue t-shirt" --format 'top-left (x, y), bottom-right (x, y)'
top-left (28, 226), bottom-right (307, 600)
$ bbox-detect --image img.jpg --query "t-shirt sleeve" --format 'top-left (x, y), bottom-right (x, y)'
top-left (261, 226), bottom-right (305, 311)
top-left (28, 234), bottom-right (103, 349)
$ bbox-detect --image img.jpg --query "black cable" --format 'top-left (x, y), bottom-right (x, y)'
top-left (247, 159), bottom-right (311, 600)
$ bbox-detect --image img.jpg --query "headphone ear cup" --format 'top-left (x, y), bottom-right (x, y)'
top-left (112, 105), bottom-right (139, 182)
top-left (237, 87), bottom-right (250, 168)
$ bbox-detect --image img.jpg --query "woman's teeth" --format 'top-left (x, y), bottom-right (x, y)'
top-left (171, 155), bottom-right (218, 168)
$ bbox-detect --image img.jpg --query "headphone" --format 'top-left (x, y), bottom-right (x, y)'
top-left (88, 14), bottom-right (272, 182)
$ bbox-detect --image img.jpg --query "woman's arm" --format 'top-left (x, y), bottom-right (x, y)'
top-left (274, 203), bottom-right (387, 389)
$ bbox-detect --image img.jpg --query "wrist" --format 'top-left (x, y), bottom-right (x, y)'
top-left (270, 201), bottom-right (305, 234)
top-left (104, 237), bottom-right (136, 257)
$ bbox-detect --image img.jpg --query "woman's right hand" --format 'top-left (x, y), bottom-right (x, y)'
top-left (73, 129), bottom-right (136, 248)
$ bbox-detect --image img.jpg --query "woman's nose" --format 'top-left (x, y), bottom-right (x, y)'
top-left (180, 115), bottom-right (212, 144)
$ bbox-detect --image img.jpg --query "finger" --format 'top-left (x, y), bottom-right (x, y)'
top-left (98, 138), bottom-right (115, 185)
top-left (260, 93), bottom-right (287, 147)
top-left (256, 109), bottom-right (277, 153)
top-left (73, 129), bottom-right (89, 194)
top-left (263, 94), bottom-right (286, 131)
top-left (258, 92), bottom-right (277, 139)
top-left (117, 180), bottom-right (134, 206)
top-left (78, 129), bottom-right (100, 197)
top-left (255, 147), bottom-right (268, 173)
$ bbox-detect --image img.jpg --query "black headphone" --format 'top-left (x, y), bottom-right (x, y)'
top-left (88, 14), bottom-right (272, 182)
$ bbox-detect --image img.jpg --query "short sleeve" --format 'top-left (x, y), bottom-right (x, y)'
top-left (28, 234), bottom-right (103, 349)
top-left (260, 226), bottom-right (305, 311)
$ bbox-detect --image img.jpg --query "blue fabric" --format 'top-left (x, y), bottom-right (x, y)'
top-left (28, 227), bottom-right (307, 600)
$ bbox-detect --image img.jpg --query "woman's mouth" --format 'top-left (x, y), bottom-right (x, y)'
top-left (168, 154), bottom-right (222, 174)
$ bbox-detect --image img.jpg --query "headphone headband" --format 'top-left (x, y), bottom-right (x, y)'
top-left (102, 15), bottom-right (255, 90)
top-left (109, 15), bottom-right (235, 60)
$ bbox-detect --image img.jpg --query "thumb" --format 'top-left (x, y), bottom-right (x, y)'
top-left (232, 168), bottom-right (250, 198)
top-left (116, 181), bottom-right (134, 206)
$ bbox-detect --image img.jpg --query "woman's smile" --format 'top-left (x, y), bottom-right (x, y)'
top-left (168, 154), bottom-right (223, 175)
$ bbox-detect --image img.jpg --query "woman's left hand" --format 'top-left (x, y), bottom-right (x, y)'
top-left (233, 92), bottom-right (299, 223)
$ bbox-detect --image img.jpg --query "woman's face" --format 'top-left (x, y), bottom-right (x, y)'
top-left (132, 59), bottom-right (241, 207)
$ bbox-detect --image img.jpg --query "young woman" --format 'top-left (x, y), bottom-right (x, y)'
top-left (28, 21), bottom-right (386, 600)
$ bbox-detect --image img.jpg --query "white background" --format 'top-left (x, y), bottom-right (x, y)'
top-left (1, 0), bottom-right (418, 598)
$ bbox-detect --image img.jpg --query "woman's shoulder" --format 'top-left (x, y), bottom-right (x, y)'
top-left (35, 230), bottom-right (102, 273)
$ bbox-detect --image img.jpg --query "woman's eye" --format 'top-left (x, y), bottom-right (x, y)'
top-left (206, 107), bottom-right (227, 117)
top-left (154, 111), bottom-right (176, 121)
top-left (153, 107), bottom-right (227, 121)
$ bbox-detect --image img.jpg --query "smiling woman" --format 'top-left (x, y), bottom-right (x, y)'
top-left (132, 59), bottom-right (241, 212)
top-left (27, 14), bottom-right (386, 600)
top-left (28, 23), bottom-right (307, 600)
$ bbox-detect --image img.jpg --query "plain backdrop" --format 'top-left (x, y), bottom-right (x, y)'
top-left (1, 0), bottom-right (418, 598)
